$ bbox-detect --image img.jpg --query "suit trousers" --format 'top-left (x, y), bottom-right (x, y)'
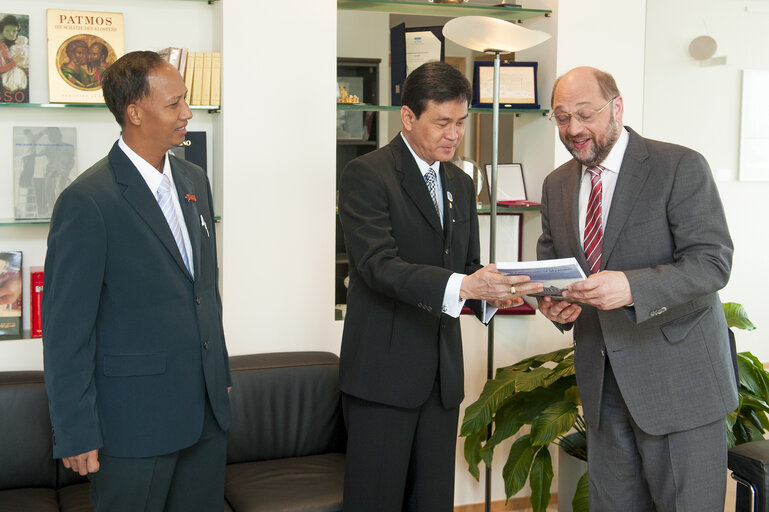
top-left (88, 394), bottom-right (227, 512)
top-left (587, 358), bottom-right (727, 512)
top-left (342, 375), bottom-right (459, 512)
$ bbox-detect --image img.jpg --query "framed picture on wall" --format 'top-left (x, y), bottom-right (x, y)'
top-left (472, 61), bottom-right (539, 109)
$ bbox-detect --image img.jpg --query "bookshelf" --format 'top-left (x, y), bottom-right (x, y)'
top-left (0, 0), bottom-right (220, 343)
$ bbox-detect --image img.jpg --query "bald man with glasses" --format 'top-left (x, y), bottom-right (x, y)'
top-left (537, 66), bottom-right (737, 511)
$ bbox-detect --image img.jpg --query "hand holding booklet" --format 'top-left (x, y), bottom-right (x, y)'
top-left (496, 258), bottom-right (586, 300)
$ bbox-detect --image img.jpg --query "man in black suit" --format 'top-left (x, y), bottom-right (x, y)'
top-left (338, 61), bottom-right (542, 511)
top-left (43, 51), bottom-right (231, 512)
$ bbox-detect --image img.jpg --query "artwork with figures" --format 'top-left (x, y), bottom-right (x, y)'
top-left (46, 9), bottom-right (124, 103)
top-left (0, 12), bottom-right (30, 103)
top-left (13, 127), bottom-right (78, 219)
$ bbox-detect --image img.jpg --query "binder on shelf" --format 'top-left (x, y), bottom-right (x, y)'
top-left (30, 266), bottom-right (44, 338)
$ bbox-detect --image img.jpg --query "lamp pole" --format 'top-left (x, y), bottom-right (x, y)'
top-left (485, 48), bottom-right (502, 512)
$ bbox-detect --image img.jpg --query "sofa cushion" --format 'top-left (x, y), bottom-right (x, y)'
top-left (0, 487), bottom-right (59, 512)
top-left (225, 453), bottom-right (344, 512)
top-left (57, 482), bottom-right (93, 512)
top-left (227, 352), bottom-right (345, 464)
top-left (0, 372), bottom-right (57, 491)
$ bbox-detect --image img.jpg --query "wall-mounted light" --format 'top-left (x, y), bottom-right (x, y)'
top-left (689, 35), bottom-right (727, 66)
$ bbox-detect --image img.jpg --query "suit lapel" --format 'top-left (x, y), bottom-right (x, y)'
top-left (393, 136), bottom-right (444, 237)
top-left (170, 159), bottom-right (201, 281)
top-left (601, 128), bottom-right (650, 268)
top-left (109, 143), bottom-right (192, 281)
top-left (441, 162), bottom-right (455, 245)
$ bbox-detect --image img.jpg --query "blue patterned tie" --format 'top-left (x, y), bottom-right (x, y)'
top-left (157, 173), bottom-right (192, 276)
top-left (424, 168), bottom-right (440, 216)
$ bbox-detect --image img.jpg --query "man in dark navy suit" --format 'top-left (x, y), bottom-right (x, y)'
top-left (43, 50), bottom-right (231, 512)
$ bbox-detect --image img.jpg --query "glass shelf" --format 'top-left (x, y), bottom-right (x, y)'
top-left (338, 0), bottom-right (551, 21)
top-left (478, 205), bottom-right (542, 213)
top-left (337, 103), bottom-right (548, 115)
top-left (1, 216), bottom-right (222, 227)
top-left (0, 102), bottom-right (220, 111)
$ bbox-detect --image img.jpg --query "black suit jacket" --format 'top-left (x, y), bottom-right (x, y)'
top-left (43, 141), bottom-right (231, 459)
top-left (338, 135), bottom-right (482, 409)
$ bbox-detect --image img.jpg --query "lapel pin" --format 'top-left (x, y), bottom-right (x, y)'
top-left (185, 194), bottom-right (197, 203)
top-left (447, 191), bottom-right (453, 208)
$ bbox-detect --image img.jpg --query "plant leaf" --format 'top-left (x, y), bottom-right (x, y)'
top-left (464, 429), bottom-right (485, 480)
top-left (531, 401), bottom-right (580, 446)
top-left (572, 471), bottom-right (590, 512)
top-left (502, 347), bottom-right (574, 373)
top-left (502, 435), bottom-right (534, 498)
top-left (461, 372), bottom-right (519, 436)
top-left (529, 446), bottom-right (554, 512)
top-left (723, 302), bottom-right (756, 330)
top-left (516, 366), bottom-right (553, 392)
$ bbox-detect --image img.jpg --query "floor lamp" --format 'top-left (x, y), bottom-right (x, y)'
top-left (443, 16), bottom-right (550, 511)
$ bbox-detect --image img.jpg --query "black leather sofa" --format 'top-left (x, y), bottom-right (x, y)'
top-left (0, 351), bottom-right (345, 512)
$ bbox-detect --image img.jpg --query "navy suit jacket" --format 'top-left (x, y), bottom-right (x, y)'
top-left (43, 141), bottom-right (231, 459)
top-left (338, 135), bottom-right (483, 410)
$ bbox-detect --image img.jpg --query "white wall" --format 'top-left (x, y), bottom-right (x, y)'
top-left (218, 0), bottom-right (341, 357)
top-left (643, 0), bottom-right (768, 356)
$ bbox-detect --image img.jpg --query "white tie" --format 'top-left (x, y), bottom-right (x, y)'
top-left (157, 173), bottom-right (192, 276)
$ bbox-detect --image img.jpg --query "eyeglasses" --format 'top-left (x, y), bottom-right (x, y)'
top-left (549, 96), bottom-right (618, 126)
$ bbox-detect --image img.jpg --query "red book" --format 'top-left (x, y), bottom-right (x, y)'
top-left (30, 266), bottom-right (44, 338)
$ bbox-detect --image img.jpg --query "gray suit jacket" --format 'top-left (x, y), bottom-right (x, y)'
top-left (537, 127), bottom-right (738, 435)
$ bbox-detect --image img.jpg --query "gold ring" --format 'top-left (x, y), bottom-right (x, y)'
top-left (510, 286), bottom-right (516, 294)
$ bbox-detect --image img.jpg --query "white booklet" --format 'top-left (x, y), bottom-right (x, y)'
top-left (496, 257), bottom-right (586, 299)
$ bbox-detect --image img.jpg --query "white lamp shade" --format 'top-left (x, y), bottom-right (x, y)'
top-left (443, 16), bottom-right (550, 54)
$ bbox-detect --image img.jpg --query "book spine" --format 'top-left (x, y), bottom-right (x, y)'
top-left (210, 53), bottom-right (221, 107)
top-left (191, 52), bottom-right (205, 106)
top-left (201, 52), bottom-right (212, 106)
top-left (178, 47), bottom-right (189, 77)
top-left (184, 51), bottom-right (196, 100)
top-left (30, 268), bottom-right (44, 338)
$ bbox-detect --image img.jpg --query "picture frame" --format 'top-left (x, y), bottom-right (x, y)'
top-left (478, 212), bottom-right (522, 263)
top-left (390, 23), bottom-right (445, 106)
top-left (485, 162), bottom-right (527, 202)
top-left (472, 61), bottom-right (539, 109)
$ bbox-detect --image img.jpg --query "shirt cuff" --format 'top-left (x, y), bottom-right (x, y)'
top-left (442, 273), bottom-right (466, 318)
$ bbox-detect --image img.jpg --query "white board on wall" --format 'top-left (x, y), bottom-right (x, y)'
top-left (739, 69), bottom-right (769, 181)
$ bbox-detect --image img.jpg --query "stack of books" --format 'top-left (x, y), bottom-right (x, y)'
top-left (158, 47), bottom-right (221, 107)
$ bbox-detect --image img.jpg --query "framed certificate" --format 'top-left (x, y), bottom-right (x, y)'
top-left (486, 163), bottom-right (527, 201)
top-left (472, 61), bottom-right (539, 109)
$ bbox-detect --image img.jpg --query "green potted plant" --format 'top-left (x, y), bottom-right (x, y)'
top-left (461, 302), bottom-right (760, 512)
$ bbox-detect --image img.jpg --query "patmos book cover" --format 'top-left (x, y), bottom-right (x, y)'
top-left (46, 9), bottom-right (124, 103)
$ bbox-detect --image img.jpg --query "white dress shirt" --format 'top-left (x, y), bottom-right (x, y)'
top-left (118, 136), bottom-right (194, 277)
top-left (578, 127), bottom-right (630, 249)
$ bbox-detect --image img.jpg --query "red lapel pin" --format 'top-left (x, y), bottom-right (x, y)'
top-left (185, 194), bottom-right (197, 203)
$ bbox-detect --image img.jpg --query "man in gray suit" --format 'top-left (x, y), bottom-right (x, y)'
top-left (537, 66), bottom-right (737, 511)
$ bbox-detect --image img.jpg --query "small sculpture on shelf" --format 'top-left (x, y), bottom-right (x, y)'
top-left (337, 84), bottom-right (360, 104)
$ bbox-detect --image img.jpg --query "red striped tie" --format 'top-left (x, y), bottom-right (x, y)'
top-left (584, 166), bottom-right (604, 274)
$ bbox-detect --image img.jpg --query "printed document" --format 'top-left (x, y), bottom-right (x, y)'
top-left (496, 257), bottom-right (586, 299)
